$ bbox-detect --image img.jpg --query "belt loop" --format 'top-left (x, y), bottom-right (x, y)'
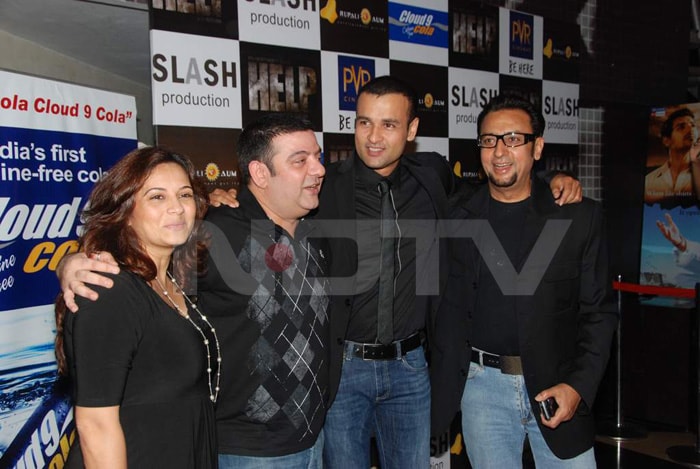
top-left (395, 339), bottom-right (402, 360)
top-left (474, 347), bottom-right (484, 367)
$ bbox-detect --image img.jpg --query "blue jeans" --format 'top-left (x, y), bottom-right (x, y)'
top-left (218, 432), bottom-right (323, 469)
top-left (461, 362), bottom-right (596, 469)
top-left (322, 343), bottom-right (430, 469)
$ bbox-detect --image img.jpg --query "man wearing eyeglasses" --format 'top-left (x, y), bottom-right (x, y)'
top-left (431, 92), bottom-right (617, 468)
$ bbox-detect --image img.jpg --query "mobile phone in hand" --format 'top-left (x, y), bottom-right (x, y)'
top-left (539, 397), bottom-right (558, 420)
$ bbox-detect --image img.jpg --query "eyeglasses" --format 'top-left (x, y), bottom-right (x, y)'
top-left (477, 132), bottom-right (537, 148)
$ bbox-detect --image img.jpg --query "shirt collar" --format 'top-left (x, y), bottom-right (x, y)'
top-left (353, 152), bottom-right (402, 193)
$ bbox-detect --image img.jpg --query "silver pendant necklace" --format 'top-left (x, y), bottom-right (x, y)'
top-left (153, 273), bottom-right (221, 404)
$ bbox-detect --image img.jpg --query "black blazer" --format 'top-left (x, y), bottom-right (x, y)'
top-left (430, 177), bottom-right (617, 459)
top-left (315, 152), bottom-right (454, 405)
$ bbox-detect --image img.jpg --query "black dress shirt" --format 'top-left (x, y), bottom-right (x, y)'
top-left (346, 155), bottom-right (436, 342)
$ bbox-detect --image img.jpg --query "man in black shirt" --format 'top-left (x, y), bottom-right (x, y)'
top-left (59, 79), bottom-right (582, 468)
top-left (431, 92), bottom-right (616, 467)
top-left (57, 115), bottom-right (331, 469)
top-left (318, 77), bottom-right (582, 469)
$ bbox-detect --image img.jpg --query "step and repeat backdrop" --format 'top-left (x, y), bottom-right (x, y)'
top-left (149, 0), bottom-right (580, 193)
top-left (149, 1), bottom-right (580, 467)
top-left (0, 1), bottom-right (581, 468)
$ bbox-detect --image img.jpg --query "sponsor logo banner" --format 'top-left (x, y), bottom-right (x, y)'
top-left (389, 2), bottom-right (447, 48)
top-left (150, 30), bottom-right (242, 128)
top-left (541, 80), bottom-right (579, 144)
top-left (0, 70), bottom-right (136, 464)
top-left (390, 61), bottom-right (449, 138)
top-left (449, 137), bottom-right (481, 182)
top-left (448, 68), bottom-right (499, 139)
top-left (499, 8), bottom-right (542, 80)
top-left (388, 1), bottom-right (448, 65)
top-left (238, 0), bottom-right (320, 50)
top-left (320, 0), bottom-right (389, 57)
top-left (320, 52), bottom-right (389, 133)
top-left (542, 17), bottom-right (581, 83)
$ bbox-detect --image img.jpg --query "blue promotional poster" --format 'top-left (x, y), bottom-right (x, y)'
top-left (639, 103), bottom-right (700, 307)
top-left (0, 70), bottom-right (136, 468)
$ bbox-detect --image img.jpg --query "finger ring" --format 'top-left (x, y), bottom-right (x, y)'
top-left (96, 252), bottom-right (101, 261)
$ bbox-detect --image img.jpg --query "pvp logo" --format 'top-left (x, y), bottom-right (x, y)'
top-left (337, 55), bottom-right (374, 111)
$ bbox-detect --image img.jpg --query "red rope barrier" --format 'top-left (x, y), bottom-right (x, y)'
top-left (613, 281), bottom-right (696, 299)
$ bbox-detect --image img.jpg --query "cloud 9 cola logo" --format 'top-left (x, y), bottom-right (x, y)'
top-left (0, 197), bottom-right (82, 274)
top-left (389, 4), bottom-right (447, 48)
top-left (396, 9), bottom-right (437, 39)
top-left (1, 393), bottom-right (75, 469)
top-left (248, 61), bottom-right (317, 112)
top-left (338, 55), bottom-right (374, 111)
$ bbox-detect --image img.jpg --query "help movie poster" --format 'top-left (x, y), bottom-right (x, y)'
top-left (0, 70), bottom-right (136, 468)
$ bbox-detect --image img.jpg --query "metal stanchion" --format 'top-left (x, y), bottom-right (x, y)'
top-left (598, 275), bottom-right (647, 440)
top-left (667, 282), bottom-right (700, 466)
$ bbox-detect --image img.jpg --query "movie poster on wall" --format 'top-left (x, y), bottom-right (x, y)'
top-left (0, 70), bottom-right (136, 467)
top-left (149, 0), bottom-right (239, 38)
top-left (448, 0), bottom-right (499, 71)
top-left (639, 103), bottom-right (700, 304)
top-left (240, 42), bottom-right (323, 129)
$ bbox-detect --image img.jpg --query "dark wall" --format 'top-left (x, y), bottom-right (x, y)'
top-left (494, 0), bottom-right (694, 428)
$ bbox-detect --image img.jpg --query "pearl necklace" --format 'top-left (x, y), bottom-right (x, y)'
top-left (153, 273), bottom-right (221, 404)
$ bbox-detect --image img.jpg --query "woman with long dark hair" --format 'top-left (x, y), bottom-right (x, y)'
top-left (55, 146), bottom-right (218, 468)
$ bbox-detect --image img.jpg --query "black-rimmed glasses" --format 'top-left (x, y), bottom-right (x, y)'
top-left (477, 132), bottom-right (537, 148)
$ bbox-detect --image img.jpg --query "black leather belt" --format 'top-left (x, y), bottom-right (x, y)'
top-left (471, 349), bottom-right (523, 375)
top-left (350, 333), bottom-right (423, 360)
